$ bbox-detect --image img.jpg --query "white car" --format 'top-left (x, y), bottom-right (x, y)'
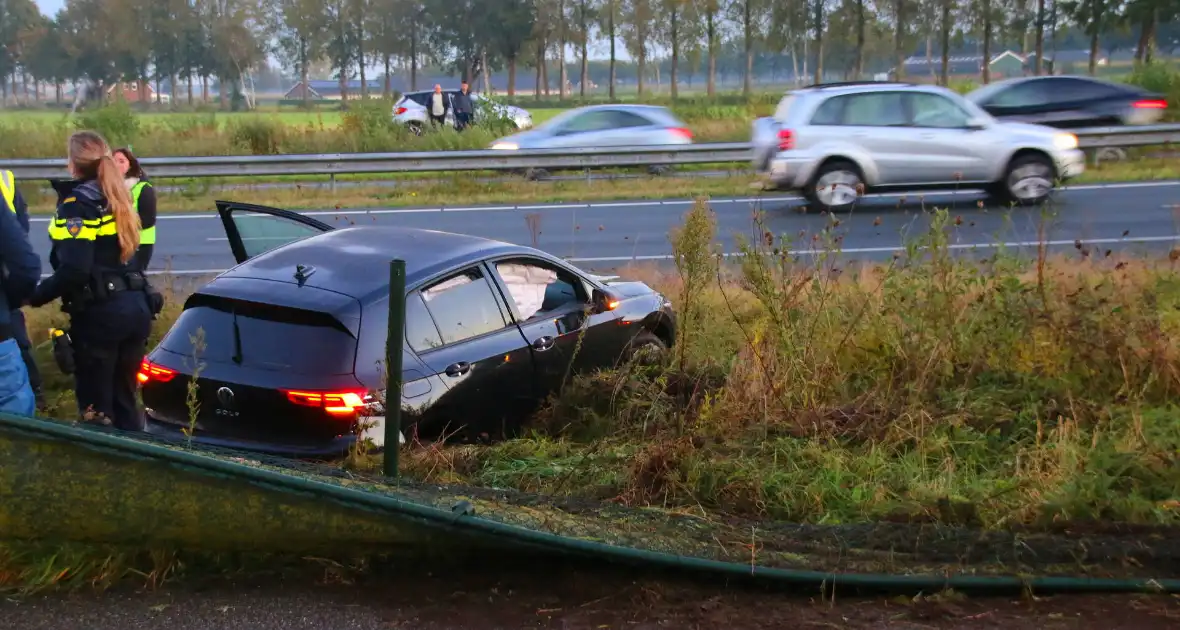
top-left (392, 90), bottom-right (533, 135)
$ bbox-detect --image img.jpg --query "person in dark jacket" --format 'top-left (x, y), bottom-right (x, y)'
top-left (453, 81), bottom-right (474, 131)
top-left (113, 147), bottom-right (158, 270)
top-left (30, 131), bottom-right (156, 430)
top-left (0, 169), bottom-right (44, 411)
top-left (0, 183), bottom-right (42, 416)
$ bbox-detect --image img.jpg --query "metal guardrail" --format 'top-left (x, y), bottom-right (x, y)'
top-left (1, 124), bottom-right (1176, 181)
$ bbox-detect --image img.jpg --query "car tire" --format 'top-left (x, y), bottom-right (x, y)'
top-left (804, 160), bottom-right (863, 213)
top-left (525, 168), bottom-right (550, 181)
top-left (648, 165), bottom-right (673, 177)
top-left (621, 330), bottom-right (668, 366)
top-left (407, 122), bottom-right (424, 137)
top-left (993, 153), bottom-right (1057, 207)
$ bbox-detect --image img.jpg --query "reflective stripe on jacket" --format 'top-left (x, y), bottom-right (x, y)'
top-left (131, 180), bottom-right (156, 245)
top-left (0, 170), bottom-right (14, 214)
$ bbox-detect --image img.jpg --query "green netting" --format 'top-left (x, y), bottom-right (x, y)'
top-left (3, 411), bottom-right (1180, 591)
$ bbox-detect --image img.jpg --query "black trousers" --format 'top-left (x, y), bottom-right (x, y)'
top-left (455, 112), bottom-right (472, 130)
top-left (9, 308), bottom-right (41, 395)
top-left (70, 291), bottom-right (153, 431)
top-left (429, 113), bottom-right (446, 127)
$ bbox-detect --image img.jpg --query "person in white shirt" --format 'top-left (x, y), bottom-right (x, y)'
top-left (429, 84), bottom-right (447, 128)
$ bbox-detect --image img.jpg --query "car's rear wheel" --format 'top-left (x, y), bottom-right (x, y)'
top-left (993, 153), bottom-right (1056, 206)
top-left (407, 122), bottom-right (423, 137)
top-left (805, 160), bottom-right (863, 212)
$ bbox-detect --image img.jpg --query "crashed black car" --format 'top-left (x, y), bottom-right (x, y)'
top-left (139, 201), bottom-right (677, 457)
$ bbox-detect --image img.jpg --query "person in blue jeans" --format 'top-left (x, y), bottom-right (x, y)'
top-left (0, 190), bottom-right (42, 416)
top-left (2, 169), bottom-right (46, 411)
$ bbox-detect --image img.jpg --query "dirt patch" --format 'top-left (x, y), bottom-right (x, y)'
top-left (2, 560), bottom-right (1178, 630)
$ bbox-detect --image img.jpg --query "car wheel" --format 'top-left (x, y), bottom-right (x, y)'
top-left (805, 160), bottom-right (863, 212)
top-left (996, 153), bottom-right (1056, 206)
top-left (622, 331), bottom-right (668, 366)
top-left (648, 165), bottom-right (673, 177)
top-left (525, 168), bottom-right (550, 181)
top-left (407, 122), bottom-right (423, 137)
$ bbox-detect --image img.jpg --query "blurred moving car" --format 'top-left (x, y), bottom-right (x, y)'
top-left (750, 81), bottom-right (1086, 212)
top-left (965, 75), bottom-right (1168, 128)
top-left (393, 90), bottom-right (533, 135)
top-left (139, 202), bottom-right (676, 458)
top-left (489, 104), bottom-right (694, 178)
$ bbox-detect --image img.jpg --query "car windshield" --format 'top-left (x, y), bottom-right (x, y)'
top-left (964, 80), bottom-right (1016, 104)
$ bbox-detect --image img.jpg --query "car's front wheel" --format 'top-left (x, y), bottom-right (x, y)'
top-left (804, 160), bottom-right (863, 212)
top-left (621, 331), bottom-right (668, 366)
top-left (992, 153), bottom-right (1056, 206)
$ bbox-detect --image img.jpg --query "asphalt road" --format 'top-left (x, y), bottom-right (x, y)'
top-left (28, 180), bottom-right (1180, 281)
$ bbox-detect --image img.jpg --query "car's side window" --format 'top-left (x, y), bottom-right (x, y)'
top-left (407, 93), bottom-right (430, 107)
top-left (419, 267), bottom-right (508, 346)
top-left (988, 82), bottom-right (1050, 108)
top-left (608, 110), bottom-right (654, 128)
top-left (907, 93), bottom-right (972, 128)
top-left (810, 95), bottom-right (847, 125)
top-left (404, 292), bottom-right (444, 353)
top-left (560, 111), bottom-right (615, 134)
top-left (844, 92), bottom-right (907, 126)
top-left (494, 259), bottom-right (586, 322)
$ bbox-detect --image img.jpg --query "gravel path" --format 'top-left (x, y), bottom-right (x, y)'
top-left (3, 562), bottom-right (1179, 629)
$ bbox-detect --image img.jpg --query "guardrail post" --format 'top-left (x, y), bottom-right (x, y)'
top-left (383, 259), bottom-right (406, 479)
top-left (330, 174), bottom-right (337, 193)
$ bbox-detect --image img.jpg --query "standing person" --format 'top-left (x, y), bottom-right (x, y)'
top-left (453, 81), bottom-right (474, 131)
top-left (429, 84), bottom-right (447, 128)
top-left (0, 168), bottom-right (45, 411)
top-left (112, 147), bottom-right (158, 271)
top-left (0, 176), bottom-right (42, 416)
top-left (29, 131), bottom-right (160, 431)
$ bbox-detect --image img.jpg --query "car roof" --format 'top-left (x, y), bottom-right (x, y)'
top-left (209, 226), bottom-right (544, 304)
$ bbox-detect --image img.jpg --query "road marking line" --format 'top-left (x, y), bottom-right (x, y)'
top-left (26, 180), bottom-right (1179, 223)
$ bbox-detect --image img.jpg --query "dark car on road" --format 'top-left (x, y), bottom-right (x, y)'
top-left (965, 75), bottom-right (1168, 129)
top-left (138, 201), bottom-right (676, 457)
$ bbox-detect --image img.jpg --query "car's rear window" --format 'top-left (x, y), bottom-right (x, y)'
top-left (160, 297), bottom-right (358, 375)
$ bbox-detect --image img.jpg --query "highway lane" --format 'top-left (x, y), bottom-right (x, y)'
top-left (26, 180), bottom-right (1180, 280)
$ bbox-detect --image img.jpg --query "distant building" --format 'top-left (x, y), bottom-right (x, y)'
top-left (897, 50), bottom-right (1027, 80)
top-left (106, 80), bottom-right (159, 103)
top-left (283, 79), bottom-right (383, 100)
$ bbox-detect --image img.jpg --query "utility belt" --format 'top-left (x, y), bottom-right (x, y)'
top-left (62, 270), bottom-right (164, 318)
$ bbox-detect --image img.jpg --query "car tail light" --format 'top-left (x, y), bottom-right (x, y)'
top-left (778, 129), bottom-right (795, 151)
top-left (1133, 99), bottom-right (1167, 109)
top-left (284, 389), bottom-right (367, 416)
top-left (395, 107), bottom-right (408, 115)
top-left (668, 127), bottom-right (693, 139)
top-left (137, 358), bottom-right (176, 384)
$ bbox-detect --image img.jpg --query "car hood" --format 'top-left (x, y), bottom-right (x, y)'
top-left (994, 120), bottom-right (1069, 138)
top-left (599, 279), bottom-right (656, 299)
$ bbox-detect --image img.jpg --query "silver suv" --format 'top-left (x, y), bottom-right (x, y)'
top-left (750, 82), bottom-right (1086, 212)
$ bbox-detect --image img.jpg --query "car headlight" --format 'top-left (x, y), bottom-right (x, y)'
top-left (491, 142), bottom-right (519, 150)
top-left (1053, 133), bottom-right (1079, 150)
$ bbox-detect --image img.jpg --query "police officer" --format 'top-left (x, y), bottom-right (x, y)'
top-left (0, 169), bottom-right (45, 410)
top-left (112, 147), bottom-right (157, 270)
top-left (29, 131), bottom-right (161, 430)
top-left (0, 178), bottom-right (41, 416)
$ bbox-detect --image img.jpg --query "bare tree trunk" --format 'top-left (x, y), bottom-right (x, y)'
top-left (638, 48), bottom-right (647, 95)
top-left (608, 3), bottom-right (617, 99)
top-left (670, 7), bottom-right (679, 100)
top-left (481, 48), bottom-right (491, 93)
top-left (982, 0), bottom-right (993, 83)
top-left (854, 0), bottom-right (865, 79)
top-left (558, 0), bottom-right (568, 99)
top-left (410, 30), bottom-right (419, 91)
top-left (893, 0), bottom-right (907, 79)
top-left (939, 0), bottom-right (951, 85)
top-left (579, 0), bottom-right (589, 97)
top-left (535, 41), bottom-right (544, 99)
top-left (813, 0), bottom-right (824, 83)
top-left (1035, 0), bottom-right (1046, 74)
top-left (742, 0), bottom-right (752, 96)
top-left (706, 11), bottom-right (717, 95)
top-left (384, 54), bottom-right (391, 97)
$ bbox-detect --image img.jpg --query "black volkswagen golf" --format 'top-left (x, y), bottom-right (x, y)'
top-left (139, 201), bottom-right (677, 457)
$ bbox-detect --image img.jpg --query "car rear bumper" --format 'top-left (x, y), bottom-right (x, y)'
top-left (145, 412), bottom-right (359, 460)
top-left (760, 155), bottom-right (815, 189)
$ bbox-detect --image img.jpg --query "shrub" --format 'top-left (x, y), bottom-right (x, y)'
top-left (74, 100), bottom-right (141, 146)
top-left (226, 118), bottom-right (286, 154)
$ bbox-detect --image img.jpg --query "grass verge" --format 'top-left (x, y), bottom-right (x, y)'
top-left (14, 156), bottom-right (1180, 216)
top-left (11, 199), bottom-right (1180, 593)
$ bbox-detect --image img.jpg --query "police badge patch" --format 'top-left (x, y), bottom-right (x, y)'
top-left (65, 217), bottom-right (84, 238)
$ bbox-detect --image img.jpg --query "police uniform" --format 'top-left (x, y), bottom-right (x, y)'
top-left (30, 179), bottom-right (154, 430)
top-left (128, 178), bottom-right (157, 270)
top-left (0, 170), bottom-right (43, 406)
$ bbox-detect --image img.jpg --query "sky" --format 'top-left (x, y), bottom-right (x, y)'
top-left (35, 0), bottom-right (63, 17)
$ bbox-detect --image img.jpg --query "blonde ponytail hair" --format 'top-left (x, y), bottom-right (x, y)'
top-left (67, 131), bottom-right (141, 263)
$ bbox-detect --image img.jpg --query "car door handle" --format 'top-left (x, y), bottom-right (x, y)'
top-left (532, 336), bottom-right (555, 351)
top-left (444, 362), bottom-right (471, 377)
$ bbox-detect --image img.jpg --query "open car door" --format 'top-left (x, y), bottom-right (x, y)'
top-left (215, 200), bottom-right (336, 265)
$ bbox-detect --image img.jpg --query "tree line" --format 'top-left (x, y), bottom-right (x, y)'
top-left (0, 0), bottom-right (1175, 106)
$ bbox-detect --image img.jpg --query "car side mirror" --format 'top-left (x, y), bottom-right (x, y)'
top-left (965, 117), bottom-right (989, 130)
top-left (591, 288), bottom-right (617, 314)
